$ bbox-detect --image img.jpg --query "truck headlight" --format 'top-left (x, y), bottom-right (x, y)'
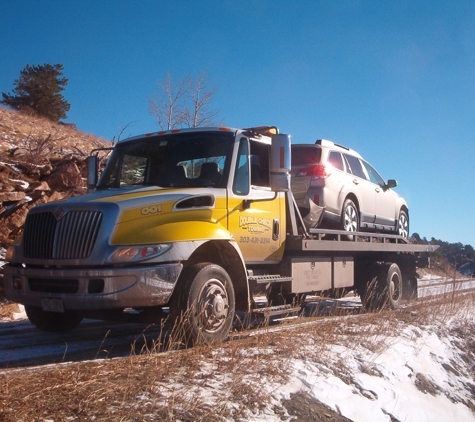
top-left (107, 244), bottom-right (171, 263)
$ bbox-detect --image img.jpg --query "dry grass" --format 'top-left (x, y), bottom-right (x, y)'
top-left (0, 106), bottom-right (108, 158)
top-left (1, 290), bottom-right (474, 421)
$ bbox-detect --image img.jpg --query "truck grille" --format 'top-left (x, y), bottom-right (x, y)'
top-left (23, 210), bottom-right (103, 259)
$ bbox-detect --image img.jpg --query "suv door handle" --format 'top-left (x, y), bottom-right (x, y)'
top-left (353, 179), bottom-right (359, 185)
top-left (375, 187), bottom-right (381, 193)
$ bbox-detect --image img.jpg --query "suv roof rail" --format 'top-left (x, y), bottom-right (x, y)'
top-left (315, 139), bottom-right (350, 151)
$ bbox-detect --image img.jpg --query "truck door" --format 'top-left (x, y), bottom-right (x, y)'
top-left (228, 137), bottom-right (285, 264)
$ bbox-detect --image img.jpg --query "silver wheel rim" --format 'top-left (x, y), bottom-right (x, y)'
top-left (398, 213), bottom-right (408, 239)
top-left (197, 278), bottom-right (229, 333)
top-left (343, 204), bottom-right (358, 232)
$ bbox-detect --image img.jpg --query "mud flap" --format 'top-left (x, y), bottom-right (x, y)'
top-left (303, 198), bottom-right (325, 230)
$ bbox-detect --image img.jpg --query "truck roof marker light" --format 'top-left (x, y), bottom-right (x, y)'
top-left (145, 133), bottom-right (154, 137)
top-left (244, 126), bottom-right (279, 137)
top-left (157, 131), bottom-right (167, 135)
top-left (171, 129), bottom-right (181, 133)
top-left (219, 127), bottom-right (230, 131)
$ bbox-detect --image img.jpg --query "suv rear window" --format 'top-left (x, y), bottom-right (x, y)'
top-left (291, 147), bottom-right (322, 165)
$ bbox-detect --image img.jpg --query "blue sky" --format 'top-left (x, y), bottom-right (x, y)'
top-left (1, 1), bottom-right (474, 246)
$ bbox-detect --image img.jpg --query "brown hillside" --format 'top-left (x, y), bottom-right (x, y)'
top-left (0, 106), bottom-right (108, 157)
top-left (0, 106), bottom-right (110, 250)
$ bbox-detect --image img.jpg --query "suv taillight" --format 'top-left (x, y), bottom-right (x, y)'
top-left (295, 164), bottom-right (332, 179)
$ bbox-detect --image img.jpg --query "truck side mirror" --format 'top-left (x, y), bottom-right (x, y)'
top-left (270, 134), bottom-right (291, 192)
top-left (87, 155), bottom-right (98, 192)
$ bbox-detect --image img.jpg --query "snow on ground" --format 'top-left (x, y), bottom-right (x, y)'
top-left (8, 178), bottom-right (29, 190)
top-left (0, 247), bottom-right (6, 271)
top-left (1, 273), bottom-right (474, 421)
top-left (282, 325), bottom-right (474, 421)
top-left (121, 309), bottom-right (474, 422)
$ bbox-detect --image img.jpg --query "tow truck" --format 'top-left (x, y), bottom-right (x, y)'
top-left (4, 126), bottom-right (437, 344)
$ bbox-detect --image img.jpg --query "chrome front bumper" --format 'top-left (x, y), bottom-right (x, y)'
top-left (3, 263), bottom-right (183, 311)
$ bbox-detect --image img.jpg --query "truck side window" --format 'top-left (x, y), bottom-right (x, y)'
top-left (233, 138), bottom-right (250, 195)
top-left (249, 140), bottom-right (270, 187)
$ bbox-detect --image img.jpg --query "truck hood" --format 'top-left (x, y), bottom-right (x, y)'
top-left (65, 186), bottom-right (220, 223)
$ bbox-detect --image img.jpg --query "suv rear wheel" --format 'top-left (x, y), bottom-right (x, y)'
top-left (341, 199), bottom-right (359, 237)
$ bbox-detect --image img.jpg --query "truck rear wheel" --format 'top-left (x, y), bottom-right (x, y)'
top-left (174, 263), bottom-right (235, 346)
top-left (361, 263), bottom-right (403, 311)
top-left (384, 263), bottom-right (403, 309)
top-left (25, 306), bottom-right (83, 332)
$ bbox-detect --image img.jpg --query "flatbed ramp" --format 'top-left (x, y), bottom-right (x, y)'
top-left (285, 229), bottom-right (438, 254)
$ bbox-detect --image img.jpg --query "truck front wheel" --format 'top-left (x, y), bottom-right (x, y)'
top-left (174, 263), bottom-right (235, 346)
top-left (25, 306), bottom-right (83, 332)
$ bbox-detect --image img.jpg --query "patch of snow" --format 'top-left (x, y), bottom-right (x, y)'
top-left (12, 304), bottom-right (26, 321)
top-left (9, 178), bottom-right (30, 190)
top-left (0, 247), bottom-right (6, 271)
top-left (0, 161), bottom-right (22, 173)
top-left (264, 318), bottom-right (475, 421)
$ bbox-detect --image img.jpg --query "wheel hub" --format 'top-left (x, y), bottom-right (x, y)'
top-left (389, 274), bottom-right (400, 301)
top-left (344, 206), bottom-right (357, 232)
top-left (199, 279), bottom-right (229, 332)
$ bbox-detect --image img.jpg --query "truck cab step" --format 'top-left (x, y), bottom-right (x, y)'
top-left (247, 274), bottom-right (293, 284)
top-left (252, 304), bottom-right (302, 317)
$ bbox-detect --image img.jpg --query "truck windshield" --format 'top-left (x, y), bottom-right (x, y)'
top-left (97, 131), bottom-right (235, 189)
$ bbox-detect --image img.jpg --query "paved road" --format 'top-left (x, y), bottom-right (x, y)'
top-left (1, 278), bottom-right (473, 370)
top-left (0, 318), bottom-right (170, 369)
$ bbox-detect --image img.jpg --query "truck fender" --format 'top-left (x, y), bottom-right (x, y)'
top-left (112, 220), bottom-right (232, 245)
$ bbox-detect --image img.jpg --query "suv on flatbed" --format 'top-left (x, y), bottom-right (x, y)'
top-left (291, 139), bottom-right (409, 238)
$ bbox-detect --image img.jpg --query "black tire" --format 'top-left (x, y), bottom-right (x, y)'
top-left (174, 263), bottom-right (235, 346)
top-left (383, 263), bottom-right (403, 309)
top-left (397, 210), bottom-right (409, 239)
top-left (25, 306), bottom-right (83, 332)
top-left (340, 199), bottom-right (359, 240)
top-left (361, 263), bottom-right (403, 311)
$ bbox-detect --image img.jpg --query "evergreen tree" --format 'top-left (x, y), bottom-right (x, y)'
top-left (1, 63), bottom-right (70, 122)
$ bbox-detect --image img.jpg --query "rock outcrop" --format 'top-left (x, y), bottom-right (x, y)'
top-left (0, 106), bottom-right (109, 252)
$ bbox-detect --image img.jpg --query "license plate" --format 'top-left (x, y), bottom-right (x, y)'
top-left (41, 298), bottom-right (64, 313)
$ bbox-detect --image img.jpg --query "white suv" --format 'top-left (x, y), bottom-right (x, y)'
top-left (291, 139), bottom-right (409, 238)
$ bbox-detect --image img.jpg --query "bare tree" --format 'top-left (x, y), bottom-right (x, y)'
top-left (149, 73), bottom-right (190, 130)
top-left (112, 119), bottom-right (137, 146)
top-left (149, 72), bottom-right (221, 130)
top-left (184, 72), bottom-right (221, 128)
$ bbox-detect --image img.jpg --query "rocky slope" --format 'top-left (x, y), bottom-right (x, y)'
top-left (0, 106), bottom-right (109, 292)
